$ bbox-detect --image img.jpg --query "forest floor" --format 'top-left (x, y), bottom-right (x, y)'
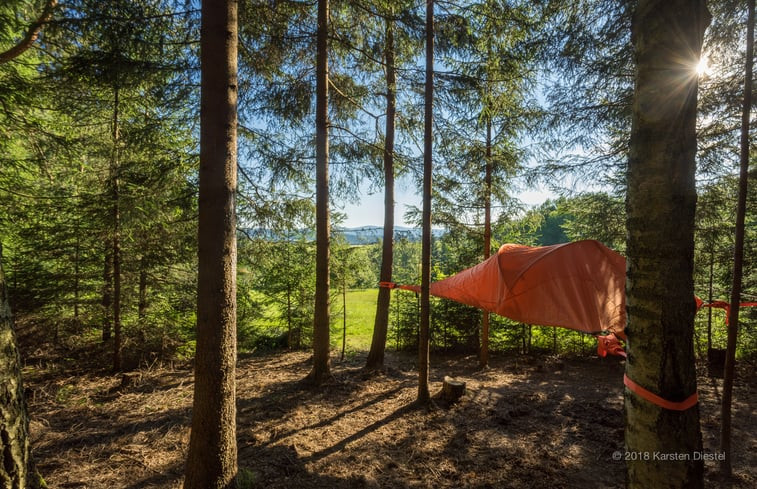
top-left (19, 331), bottom-right (757, 488)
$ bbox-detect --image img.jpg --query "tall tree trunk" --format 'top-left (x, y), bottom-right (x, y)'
top-left (138, 244), bottom-right (148, 322)
top-left (74, 164), bottom-right (83, 324)
top-left (341, 275), bottom-right (346, 362)
top-left (308, 0), bottom-right (332, 385)
top-left (720, 0), bottom-right (754, 478)
top-left (102, 245), bottom-right (112, 342)
top-left (527, 325), bottom-right (532, 353)
top-left (286, 285), bottom-right (293, 349)
top-left (73, 227), bottom-right (80, 323)
top-left (0, 245), bottom-right (45, 489)
top-left (286, 240), bottom-right (293, 349)
top-left (365, 17), bottom-right (396, 371)
top-left (395, 289), bottom-right (401, 350)
top-left (624, 1), bottom-right (710, 487)
top-left (138, 266), bottom-right (147, 321)
top-left (417, 0), bottom-right (433, 405)
top-left (112, 86), bottom-right (122, 373)
top-left (183, 0), bottom-right (238, 487)
top-left (552, 327), bottom-right (557, 354)
top-left (138, 257), bottom-right (147, 343)
top-left (480, 117), bottom-right (492, 369)
top-left (707, 249), bottom-right (713, 352)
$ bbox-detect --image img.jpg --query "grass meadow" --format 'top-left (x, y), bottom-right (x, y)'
top-left (331, 288), bottom-right (379, 353)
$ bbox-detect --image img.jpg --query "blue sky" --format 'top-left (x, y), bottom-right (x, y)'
top-left (339, 178), bottom-right (556, 228)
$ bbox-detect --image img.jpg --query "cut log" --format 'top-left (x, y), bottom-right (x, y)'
top-left (707, 348), bottom-right (726, 378)
top-left (120, 372), bottom-right (142, 389)
top-left (442, 376), bottom-right (466, 402)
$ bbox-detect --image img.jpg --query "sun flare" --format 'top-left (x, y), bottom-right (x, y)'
top-left (696, 56), bottom-right (709, 76)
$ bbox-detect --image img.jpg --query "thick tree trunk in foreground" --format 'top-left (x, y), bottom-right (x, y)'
top-left (309, 0), bottom-right (332, 385)
top-left (417, 0), bottom-right (433, 405)
top-left (624, 1), bottom-right (710, 488)
top-left (0, 245), bottom-right (44, 489)
top-left (721, 0), bottom-right (754, 478)
top-left (183, 1), bottom-right (238, 487)
top-left (365, 18), bottom-right (396, 372)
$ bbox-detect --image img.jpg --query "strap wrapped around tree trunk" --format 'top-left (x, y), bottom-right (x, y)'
top-left (623, 374), bottom-right (698, 411)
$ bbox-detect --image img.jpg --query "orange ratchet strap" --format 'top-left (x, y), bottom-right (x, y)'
top-left (623, 374), bottom-right (698, 411)
top-left (379, 281), bottom-right (420, 292)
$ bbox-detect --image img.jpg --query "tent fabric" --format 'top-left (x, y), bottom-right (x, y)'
top-left (400, 240), bottom-right (627, 335)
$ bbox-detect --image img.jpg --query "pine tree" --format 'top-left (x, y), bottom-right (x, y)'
top-left (720, 0), bottom-right (754, 477)
top-left (418, 0), bottom-right (434, 405)
top-left (183, 0), bottom-right (238, 486)
top-left (307, 0), bottom-right (332, 385)
top-left (365, 11), bottom-right (399, 372)
top-left (624, 1), bottom-right (710, 487)
top-left (0, 244), bottom-right (45, 489)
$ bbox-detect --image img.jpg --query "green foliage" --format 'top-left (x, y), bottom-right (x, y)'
top-left (432, 0), bottom-right (542, 234)
top-left (1, 0), bottom-right (755, 370)
top-left (533, 199), bottom-right (571, 245)
top-left (558, 193), bottom-right (625, 251)
top-left (243, 236), bottom-right (316, 350)
top-left (1, 0), bottom-right (200, 366)
top-left (236, 467), bottom-right (258, 489)
top-left (331, 288), bottom-right (379, 352)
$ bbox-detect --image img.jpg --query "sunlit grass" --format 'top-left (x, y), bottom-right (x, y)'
top-left (331, 288), bottom-right (378, 352)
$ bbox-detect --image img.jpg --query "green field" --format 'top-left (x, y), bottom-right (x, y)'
top-left (240, 288), bottom-right (382, 354)
top-left (331, 288), bottom-right (379, 352)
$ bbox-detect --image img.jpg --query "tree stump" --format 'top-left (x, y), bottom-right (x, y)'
top-left (120, 372), bottom-right (142, 389)
top-left (707, 348), bottom-right (726, 378)
top-left (441, 376), bottom-right (466, 402)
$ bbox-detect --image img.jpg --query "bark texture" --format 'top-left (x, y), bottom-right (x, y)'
top-left (624, 1), bottom-right (710, 487)
top-left (111, 86), bottom-right (122, 372)
top-left (101, 246), bottom-right (112, 342)
top-left (720, 0), bottom-right (754, 477)
top-left (183, 0), bottom-right (238, 487)
top-left (480, 118), bottom-right (492, 369)
top-left (418, 0), bottom-right (434, 404)
top-left (0, 246), bottom-right (44, 489)
top-left (365, 18), bottom-right (396, 371)
top-left (309, 0), bottom-right (332, 385)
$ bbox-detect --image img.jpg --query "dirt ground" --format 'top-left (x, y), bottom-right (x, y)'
top-left (20, 344), bottom-right (757, 489)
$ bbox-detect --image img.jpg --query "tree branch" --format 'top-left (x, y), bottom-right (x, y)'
top-left (0, 0), bottom-right (57, 64)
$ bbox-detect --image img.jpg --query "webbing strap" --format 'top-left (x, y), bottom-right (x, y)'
top-left (379, 281), bottom-right (420, 293)
top-left (623, 374), bottom-right (698, 411)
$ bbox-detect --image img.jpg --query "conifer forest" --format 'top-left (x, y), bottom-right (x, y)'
top-left (1, 0), bottom-right (756, 488)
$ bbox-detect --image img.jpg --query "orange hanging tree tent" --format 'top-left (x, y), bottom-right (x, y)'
top-left (380, 239), bottom-right (757, 408)
top-left (380, 239), bottom-right (756, 356)
top-left (384, 239), bottom-right (627, 337)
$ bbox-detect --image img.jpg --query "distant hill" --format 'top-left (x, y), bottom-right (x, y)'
top-left (241, 226), bottom-right (443, 245)
top-left (335, 226), bottom-right (444, 245)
